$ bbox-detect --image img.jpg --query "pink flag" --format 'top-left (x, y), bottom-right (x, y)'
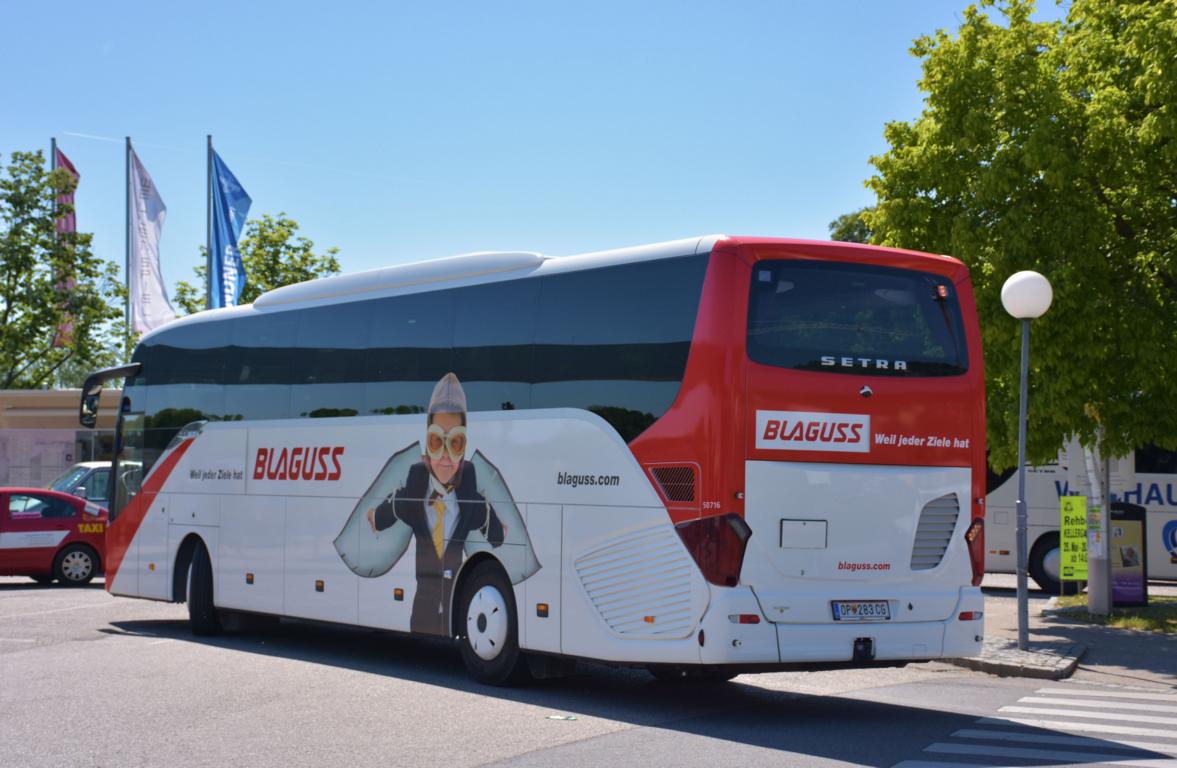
top-left (51, 148), bottom-right (79, 348)
top-left (54, 147), bottom-right (78, 234)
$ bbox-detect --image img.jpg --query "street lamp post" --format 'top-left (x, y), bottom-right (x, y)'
top-left (1001, 271), bottom-right (1053, 651)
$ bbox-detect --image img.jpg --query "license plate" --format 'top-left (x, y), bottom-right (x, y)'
top-left (831, 600), bottom-right (890, 622)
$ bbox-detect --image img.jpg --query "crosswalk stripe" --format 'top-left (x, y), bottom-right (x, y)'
top-left (925, 741), bottom-right (1177, 767)
top-left (893, 761), bottom-right (1021, 768)
top-left (891, 685), bottom-right (1177, 768)
top-left (1018, 695), bottom-right (1177, 714)
top-left (1036, 687), bottom-right (1177, 703)
top-left (999, 705), bottom-right (1177, 726)
top-left (952, 727), bottom-right (1177, 757)
top-left (978, 716), bottom-right (1177, 740)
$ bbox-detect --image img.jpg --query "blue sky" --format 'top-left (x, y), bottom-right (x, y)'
top-left (3, 1), bottom-right (1065, 297)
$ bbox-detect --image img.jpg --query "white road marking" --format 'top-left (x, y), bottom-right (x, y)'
top-left (1018, 695), bottom-right (1177, 714)
top-left (926, 741), bottom-right (1177, 767)
top-left (998, 705), bottom-right (1177, 726)
top-left (894, 762), bottom-right (1020, 768)
top-left (0, 602), bottom-right (106, 620)
top-left (148, 639), bottom-right (172, 645)
top-left (892, 685), bottom-right (1177, 768)
top-left (952, 727), bottom-right (1177, 756)
top-left (1036, 687), bottom-right (1177, 702)
top-left (0, 637), bottom-right (36, 643)
top-left (978, 716), bottom-right (1177, 740)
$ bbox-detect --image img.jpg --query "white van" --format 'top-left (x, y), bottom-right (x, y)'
top-left (47, 462), bottom-right (111, 507)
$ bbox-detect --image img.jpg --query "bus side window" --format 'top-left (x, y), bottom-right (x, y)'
top-left (225, 312), bottom-right (297, 420)
top-left (531, 255), bottom-right (708, 442)
top-left (365, 292), bottom-right (455, 415)
top-left (986, 464), bottom-right (1017, 494)
top-left (452, 279), bottom-right (539, 412)
top-left (1136, 444), bottom-right (1177, 474)
top-left (293, 302), bottom-right (370, 418)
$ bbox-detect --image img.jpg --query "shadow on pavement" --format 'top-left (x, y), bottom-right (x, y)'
top-left (1032, 615), bottom-right (1177, 687)
top-left (982, 582), bottom-right (1177, 687)
top-left (104, 616), bottom-right (1172, 765)
top-left (0, 580), bottom-right (106, 592)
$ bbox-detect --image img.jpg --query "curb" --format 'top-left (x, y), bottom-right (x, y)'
top-left (946, 637), bottom-right (1086, 680)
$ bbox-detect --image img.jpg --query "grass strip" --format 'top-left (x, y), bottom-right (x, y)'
top-left (1053, 594), bottom-right (1177, 634)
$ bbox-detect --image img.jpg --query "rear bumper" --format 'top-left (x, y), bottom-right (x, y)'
top-left (697, 585), bottom-right (984, 665)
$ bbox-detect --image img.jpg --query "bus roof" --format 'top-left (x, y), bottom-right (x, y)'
top-left (139, 235), bottom-right (724, 342)
top-left (139, 234), bottom-right (960, 343)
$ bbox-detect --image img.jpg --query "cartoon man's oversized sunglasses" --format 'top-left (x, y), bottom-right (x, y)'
top-left (426, 424), bottom-right (467, 462)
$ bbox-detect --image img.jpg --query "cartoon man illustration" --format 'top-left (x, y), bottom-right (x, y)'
top-left (334, 372), bottom-right (541, 636)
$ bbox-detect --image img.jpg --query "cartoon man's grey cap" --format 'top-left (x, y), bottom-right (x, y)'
top-left (429, 372), bottom-right (467, 415)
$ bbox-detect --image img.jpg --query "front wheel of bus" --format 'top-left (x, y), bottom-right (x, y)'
top-left (187, 540), bottom-right (222, 635)
top-left (457, 561), bottom-right (527, 686)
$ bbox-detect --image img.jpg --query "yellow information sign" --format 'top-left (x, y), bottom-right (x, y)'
top-left (1060, 495), bottom-right (1088, 581)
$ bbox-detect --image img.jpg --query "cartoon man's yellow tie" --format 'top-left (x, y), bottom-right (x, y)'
top-left (431, 497), bottom-right (446, 558)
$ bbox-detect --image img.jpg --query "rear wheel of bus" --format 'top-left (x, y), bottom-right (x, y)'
top-left (187, 540), bottom-right (222, 635)
top-left (457, 560), bottom-right (528, 686)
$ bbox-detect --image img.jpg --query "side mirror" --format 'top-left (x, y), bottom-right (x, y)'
top-left (78, 362), bottom-right (141, 429)
top-left (73, 487), bottom-right (88, 498)
top-left (80, 388), bottom-right (101, 429)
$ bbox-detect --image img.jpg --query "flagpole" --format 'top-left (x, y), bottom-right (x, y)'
top-left (125, 137), bottom-right (131, 351)
top-left (206, 135), bottom-right (212, 310)
top-left (50, 137), bottom-right (57, 224)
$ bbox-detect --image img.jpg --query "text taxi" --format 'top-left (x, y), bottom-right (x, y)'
top-left (0, 487), bottom-right (107, 585)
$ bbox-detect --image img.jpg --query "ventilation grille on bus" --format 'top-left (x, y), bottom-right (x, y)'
top-left (650, 465), bottom-right (696, 503)
top-left (910, 493), bottom-right (961, 571)
top-left (574, 525), bottom-right (698, 638)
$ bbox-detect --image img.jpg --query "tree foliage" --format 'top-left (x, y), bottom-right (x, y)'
top-left (0, 151), bottom-right (124, 388)
top-left (828, 207), bottom-right (875, 243)
top-left (865, 0), bottom-right (1177, 469)
top-left (174, 213), bottom-right (341, 314)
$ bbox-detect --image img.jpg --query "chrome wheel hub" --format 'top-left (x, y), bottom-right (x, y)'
top-left (61, 551), bottom-right (93, 582)
top-left (466, 585), bottom-right (508, 661)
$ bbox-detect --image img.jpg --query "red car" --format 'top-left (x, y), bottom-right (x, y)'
top-left (0, 487), bottom-right (107, 585)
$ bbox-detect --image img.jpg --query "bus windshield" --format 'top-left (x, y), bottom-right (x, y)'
top-left (747, 260), bottom-right (968, 376)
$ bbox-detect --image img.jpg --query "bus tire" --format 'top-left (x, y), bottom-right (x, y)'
top-left (457, 560), bottom-right (528, 686)
top-left (53, 544), bottom-right (98, 586)
top-left (1029, 532), bottom-right (1079, 595)
top-left (187, 540), bottom-right (222, 636)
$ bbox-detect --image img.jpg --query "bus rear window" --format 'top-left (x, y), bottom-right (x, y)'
top-left (747, 260), bottom-right (968, 377)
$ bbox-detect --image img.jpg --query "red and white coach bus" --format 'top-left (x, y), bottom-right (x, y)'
top-left (80, 235), bottom-right (986, 684)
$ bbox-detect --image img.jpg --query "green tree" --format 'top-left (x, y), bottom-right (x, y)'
top-left (828, 207), bottom-right (875, 243)
top-left (0, 150), bottom-right (124, 388)
top-left (174, 213), bottom-right (341, 314)
top-left (865, 0), bottom-right (1177, 469)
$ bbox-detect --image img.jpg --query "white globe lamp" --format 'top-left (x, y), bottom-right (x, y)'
top-left (1001, 270), bottom-right (1053, 320)
top-left (1001, 268), bottom-right (1052, 651)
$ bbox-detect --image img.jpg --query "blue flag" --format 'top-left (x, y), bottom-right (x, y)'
top-left (210, 150), bottom-right (252, 308)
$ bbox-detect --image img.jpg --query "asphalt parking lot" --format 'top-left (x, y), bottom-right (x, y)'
top-left (2, 575), bottom-right (1173, 768)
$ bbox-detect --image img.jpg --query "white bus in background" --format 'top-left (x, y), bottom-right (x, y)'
top-left (984, 441), bottom-right (1177, 593)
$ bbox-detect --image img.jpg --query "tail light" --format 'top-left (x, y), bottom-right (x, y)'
top-left (964, 517), bottom-right (984, 587)
top-left (674, 513), bottom-right (752, 587)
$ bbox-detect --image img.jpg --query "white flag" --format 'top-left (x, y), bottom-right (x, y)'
top-left (128, 148), bottom-right (176, 334)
